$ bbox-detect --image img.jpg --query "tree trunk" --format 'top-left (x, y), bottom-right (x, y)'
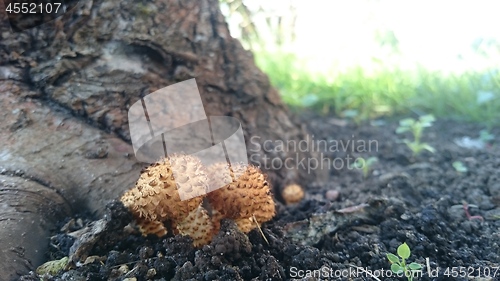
top-left (0, 0), bottom-right (315, 278)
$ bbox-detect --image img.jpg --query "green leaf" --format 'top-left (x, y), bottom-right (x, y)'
top-left (419, 114), bottom-right (435, 123)
top-left (479, 129), bottom-right (494, 141)
top-left (391, 264), bottom-right (404, 274)
top-left (452, 161), bottom-right (467, 172)
top-left (397, 243), bottom-right (411, 259)
top-left (399, 118), bottom-right (415, 127)
top-left (422, 144), bottom-right (435, 153)
top-left (386, 253), bottom-right (400, 264)
top-left (396, 127), bottom-right (409, 134)
top-left (36, 257), bottom-right (69, 276)
top-left (408, 262), bottom-right (422, 270)
top-left (402, 139), bottom-right (412, 145)
top-left (406, 142), bottom-right (420, 153)
top-left (418, 115), bottom-right (435, 128)
top-left (350, 158), bottom-right (365, 169)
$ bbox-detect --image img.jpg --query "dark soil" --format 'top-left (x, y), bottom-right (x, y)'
top-left (20, 114), bottom-right (500, 281)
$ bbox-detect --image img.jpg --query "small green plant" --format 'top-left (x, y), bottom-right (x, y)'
top-left (350, 156), bottom-right (378, 178)
top-left (396, 114), bottom-right (436, 157)
top-left (452, 161), bottom-right (468, 173)
top-left (387, 242), bottom-right (422, 281)
top-left (479, 129), bottom-right (494, 144)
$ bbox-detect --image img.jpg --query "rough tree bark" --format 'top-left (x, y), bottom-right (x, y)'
top-left (0, 0), bottom-right (316, 278)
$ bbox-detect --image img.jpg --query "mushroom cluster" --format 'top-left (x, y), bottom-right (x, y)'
top-left (120, 154), bottom-right (275, 247)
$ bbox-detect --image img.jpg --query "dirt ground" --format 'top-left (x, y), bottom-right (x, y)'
top-left (20, 113), bottom-right (500, 281)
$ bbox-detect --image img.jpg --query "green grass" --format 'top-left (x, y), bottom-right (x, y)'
top-left (254, 51), bottom-right (500, 127)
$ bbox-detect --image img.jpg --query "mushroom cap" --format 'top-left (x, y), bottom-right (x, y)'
top-left (206, 163), bottom-right (275, 233)
top-left (281, 183), bottom-right (305, 205)
top-left (176, 205), bottom-right (214, 247)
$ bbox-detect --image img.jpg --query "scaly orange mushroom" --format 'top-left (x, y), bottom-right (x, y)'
top-left (120, 155), bottom-right (276, 247)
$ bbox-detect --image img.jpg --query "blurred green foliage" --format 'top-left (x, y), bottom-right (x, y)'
top-left (220, 1), bottom-right (500, 126)
top-left (255, 51), bottom-right (500, 126)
